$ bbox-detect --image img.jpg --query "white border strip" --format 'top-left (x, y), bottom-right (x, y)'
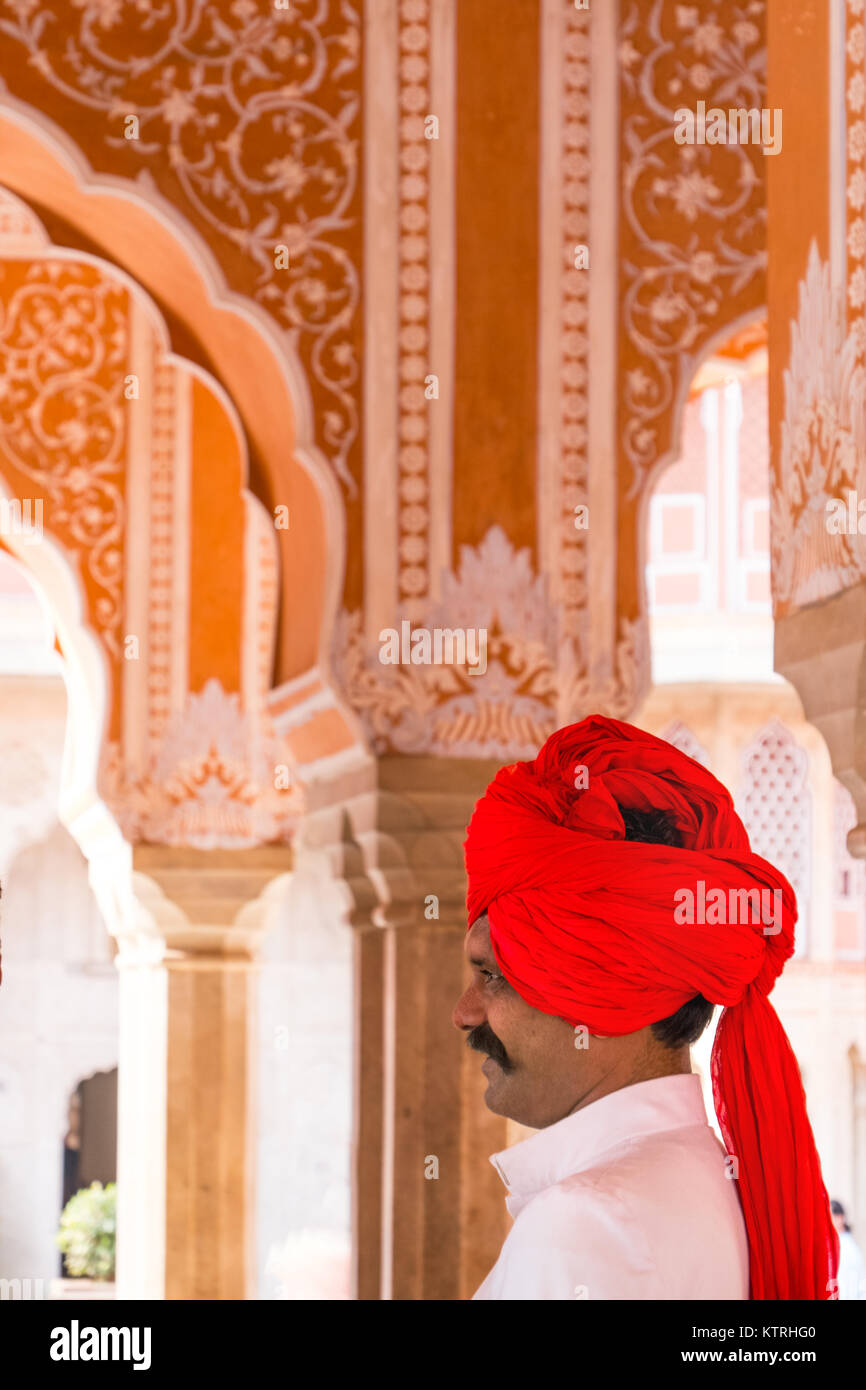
top-left (171, 369), bottom-right (191, 712)
top-left (363, 0), bottom-right (400, 638)
top-left (588, 0), bottom-right (618, 677)
top-left (537, 0), bottom-right (565, 600)
top-left (123, 294), bottom-right (153, 769)
top-left (830, 0), bottom-right (847, 310)
top-left (427, 0), bottom-right (457, 601)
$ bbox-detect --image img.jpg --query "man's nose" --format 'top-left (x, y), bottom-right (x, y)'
top-left (452, 980), bottom-right (486, 1031)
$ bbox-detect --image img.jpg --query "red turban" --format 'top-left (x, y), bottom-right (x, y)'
top-left (464, 714), bottom-right (839, 1301)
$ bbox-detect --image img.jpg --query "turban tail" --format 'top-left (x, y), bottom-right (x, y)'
top-left (464, 715), bottom-right (839, 1301)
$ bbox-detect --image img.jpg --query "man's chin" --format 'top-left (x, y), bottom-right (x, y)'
top-left (480, 1056), bottom-right (513, 1116)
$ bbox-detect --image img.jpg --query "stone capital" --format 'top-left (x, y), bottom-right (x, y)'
top-left (123, 844), bottom-right (293, 965)
top-left (299, 754), bottom-right (501, 931)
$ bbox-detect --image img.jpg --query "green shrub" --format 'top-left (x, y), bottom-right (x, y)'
top-left (55, 1181), bottom-right (116, 1280)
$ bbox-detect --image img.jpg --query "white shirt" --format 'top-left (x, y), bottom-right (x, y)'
top-left (473, 1073), bottom-right (750, 1300)
top-left (838, 1230), bottom-right (866, 1299)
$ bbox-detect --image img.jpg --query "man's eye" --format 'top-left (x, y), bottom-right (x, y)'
top-left (480, 969), bottom-right (501, 984)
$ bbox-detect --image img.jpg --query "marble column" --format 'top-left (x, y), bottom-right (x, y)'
top-left (113, 845), bottom-right (292, 1300)
top-left (301, 755), bottom-right (511, 1301)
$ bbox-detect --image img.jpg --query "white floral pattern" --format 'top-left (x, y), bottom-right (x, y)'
top-left (332, 526), bottom-right (641, 758)
top-left (0, 0), bottom-right (362, 492)
top-left (102, 678), bottom-right (302, 849)
top-left (0, 258), bottom-right (126, 653)
top-left (619, 0), bottom-right (767, 496)
top-left (775, 241), bottom-right (866, 610)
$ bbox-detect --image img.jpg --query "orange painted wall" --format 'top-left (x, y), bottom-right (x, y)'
top-left (188, 377), bottom-right (243, 694)
top-left (0, 259), bottom-right (127, 738)
top-left (767, 0), bottom-right (829, 592)
top-left (453, 0), bottom-right (540, 561)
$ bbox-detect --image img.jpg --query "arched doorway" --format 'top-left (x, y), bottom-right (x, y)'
top-left (0, 552), bottom-right (118, 1288)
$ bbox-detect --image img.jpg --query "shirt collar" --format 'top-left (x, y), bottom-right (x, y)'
top-left (490, 1074), bottom-right (711, 1200)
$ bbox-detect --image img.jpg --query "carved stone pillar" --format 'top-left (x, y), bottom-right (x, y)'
top-left (852, 1045), bottom-right (866, 1236)
top-left (301, 756), bottom-right (510, 1301)
top-left (113, 845), bottom-right (291, 1300)
top-left (768, 2), bottom-right (866, 856)
top-left (775, 585), bottom-right (866, 857)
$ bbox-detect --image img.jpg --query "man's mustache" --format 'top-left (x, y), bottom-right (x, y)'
top-left (466, 1022), bottom-right (514, 1073)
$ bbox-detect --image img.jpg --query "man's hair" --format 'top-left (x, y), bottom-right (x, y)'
top-left (620, 805), bottom-right (715, 1049)
top-left (830, 1199), bottom-right (851, 1232)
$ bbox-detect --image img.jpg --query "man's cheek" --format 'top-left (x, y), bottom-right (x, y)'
top-left (489, 1006), bottom-right (518, 1066)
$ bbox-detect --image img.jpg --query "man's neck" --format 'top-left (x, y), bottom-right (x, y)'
top-left (564, 1045), bottom-right (692, 1119)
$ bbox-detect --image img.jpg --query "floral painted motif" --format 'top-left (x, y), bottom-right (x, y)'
top-left (0, 258), bottom-right (126, 653)
top-left (775, 242), bottom-right (866, 612)
top-left (0, 0), bottom-right (362, 491)
top-left (332, 526), bottom-right (642, 758)
top-left (102, 678), bottom-right (302, 848)
top-left (619, 0), bottom-right (767, 498)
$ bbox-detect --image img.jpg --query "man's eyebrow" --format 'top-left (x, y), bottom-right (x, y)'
top-left (468, 953), bottom-right (494, 968)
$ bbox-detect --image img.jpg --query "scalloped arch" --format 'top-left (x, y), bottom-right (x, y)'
top-left (0, 102), bottom-right (347, 697)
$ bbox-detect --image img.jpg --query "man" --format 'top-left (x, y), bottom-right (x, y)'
top-left (455, 715), bottom-right (838, 1301)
